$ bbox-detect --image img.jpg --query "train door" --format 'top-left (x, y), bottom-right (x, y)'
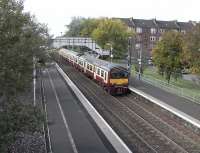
top-left (104, 71), bottom-right (108, 84)
top-left (84, 61), bottom-right (86, 73)
top-left (94, 65), bottom-right (96, 79)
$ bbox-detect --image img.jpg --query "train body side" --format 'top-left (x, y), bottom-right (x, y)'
top-left (58, 48), bottom-right (129, 95)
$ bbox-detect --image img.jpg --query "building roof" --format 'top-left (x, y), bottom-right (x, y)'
top-left (119, 18), bottom-right (195, 31)
top-left (178, 22), bottom-right (194, 31)
top-left (132, 19), bottom-right (157, 28)
top-left (156, 20), bottom-right (179, 29)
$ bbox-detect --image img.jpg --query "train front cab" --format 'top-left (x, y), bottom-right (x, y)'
top-left (108, 67), bottom-right (129, 95)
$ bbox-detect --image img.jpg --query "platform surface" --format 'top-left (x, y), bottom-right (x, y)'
top-left (130, 77), bottom-right (200, 121)
top-left (43, 65), bottom-right (111, 153)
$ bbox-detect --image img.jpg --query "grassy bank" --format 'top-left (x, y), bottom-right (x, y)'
top-left (132, 66), bottom-right (200, 103)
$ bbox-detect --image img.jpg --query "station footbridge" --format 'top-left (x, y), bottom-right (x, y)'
top-left (51, 37), bottom-right (110, 56)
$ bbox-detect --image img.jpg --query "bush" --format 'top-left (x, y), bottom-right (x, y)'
top-left (0, 100), bottom-right (44, 152)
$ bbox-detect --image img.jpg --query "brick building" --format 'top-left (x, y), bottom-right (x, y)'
top-left (120, 18), bottom-right (196, 63)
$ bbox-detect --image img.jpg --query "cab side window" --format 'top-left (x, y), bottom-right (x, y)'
top-left (90, 65), bottom-right (93, 71)
top-left (104, 72), bottom-right (107, 80)
top-left (101, 70), bottom-right (104, 77)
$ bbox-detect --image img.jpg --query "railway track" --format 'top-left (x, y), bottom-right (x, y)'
top-left (57, 61), bottom-right (200, 153)
top-left (117, 96), bottom-right (200, 153)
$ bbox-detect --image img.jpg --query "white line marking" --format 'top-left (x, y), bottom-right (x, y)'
top-left (129, 86), bottom-right (200, 129)
top-left (44, 96), bottom-right (53, 153)
top-left (33, 65), bottom-right (36, 106)
top-left (47, 69), bottom-right (78, 153)
top-left (42, 72), bottom-right (53, 153)
top-left (55, 63), bottom-right (132, 153)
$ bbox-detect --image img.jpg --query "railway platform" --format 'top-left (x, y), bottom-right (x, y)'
top-left (42, 64), bottom-right (113, 153)
top-left (130, 77), bottom-right (200, 121)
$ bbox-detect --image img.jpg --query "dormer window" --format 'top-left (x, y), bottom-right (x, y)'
top-left (150, 36), bottom-right (156, 41)
top-left (160, 29), bottom-right (165, 33)
top-left (135, 43), bottom-right (141, 49)
top-left (136, 27), bottom-right (142, 33)
top-left (151, 28), bottom-right (156, 34)
top-left (181, 30), bottom-right (186, 34)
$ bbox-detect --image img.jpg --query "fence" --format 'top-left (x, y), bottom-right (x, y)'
top-left (134, 72), bottom-right (200, 104)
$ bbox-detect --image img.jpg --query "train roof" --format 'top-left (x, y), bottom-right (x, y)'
top-left (80, 54), bottom-right (127, 71)
top-left (59, 48), bottom-right (82, 57)
top-left (59, 48), bottom-right (128, 71)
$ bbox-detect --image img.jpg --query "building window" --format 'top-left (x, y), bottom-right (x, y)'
top-left (151, 28), bottom-right (156, 34)
top-left (135, 43), bottom-right (141, 49)
top-left (173, 29), bottom-right (178, 32)
top-left (150, 36), bottom-right (156, 41)
top-left (136, 35), bottom-right (142, 41)
top-left (128, 27), bottom-right (133, 31)
top-left (150, 43), bottom-right (154, 49)
top-left (181, 30), bottom-right (186, 34)
top-left (136, 27), bottom-right (142, 33)
top-left (160, 29), bottom-right (165, 33)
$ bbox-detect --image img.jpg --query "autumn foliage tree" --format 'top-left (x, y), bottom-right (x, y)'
top-left (183, 24), bottom-right (200, 74)
top-left (65, 17), bottom-right (134, 58)
top-left (152, 31), bottom-right (184, 83)
top-left (91, 19), bottom-right (134, 58)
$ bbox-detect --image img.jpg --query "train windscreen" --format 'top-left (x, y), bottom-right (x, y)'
top-left (110, 68), bottom-right (128, 79)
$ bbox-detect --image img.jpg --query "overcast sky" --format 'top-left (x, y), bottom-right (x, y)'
top-left (24, 0), bottom-right (199, 37)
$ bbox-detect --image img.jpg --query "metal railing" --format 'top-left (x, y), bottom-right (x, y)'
top-left (134, 72), bottom-right (200, 104)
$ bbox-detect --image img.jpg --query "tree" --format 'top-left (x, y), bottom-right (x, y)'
top-left (0, 0), bottom-right (48, 151)
top-left (0, 0), bottom-right (50, 102)
top-left (91, 18), bottom-right (134, 58)
top-left (64, 17), bottom-right (85, 37)
top-left (152, 31), bottom-right (184, 83)
top-left (80, 18), bottom-right (100, 37)
top-left (183, 24), bottom-right (200, 74)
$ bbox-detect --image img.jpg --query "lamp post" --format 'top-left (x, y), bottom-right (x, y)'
top-left (110, 45), bottom-right (113, 63)
top-left (59, 32), bottom-right (62, 48)
top-left (138, 47), bottom-right (142, 80)
top-left (127, 36), bottom-right (132, 79)
top-left (106, 43), bottom-right (113, 63)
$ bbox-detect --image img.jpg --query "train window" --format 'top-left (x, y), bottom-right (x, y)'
top-left (84, 62), bottom-right (86, 67)
top-left (101, 70), bottom-right (104, 77)
top-left (104, 72), bottom-right (107, 80)
top-left (87, 64), bottom-right (89, 69)
top-left (97, 68), bottom-right (100, 75)
top-left (79, 61), bottom-right (83, 66)
top-left (90, 65), bottom-right (92, 71)
top-left (111, 71), bottom-right (128, 79)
